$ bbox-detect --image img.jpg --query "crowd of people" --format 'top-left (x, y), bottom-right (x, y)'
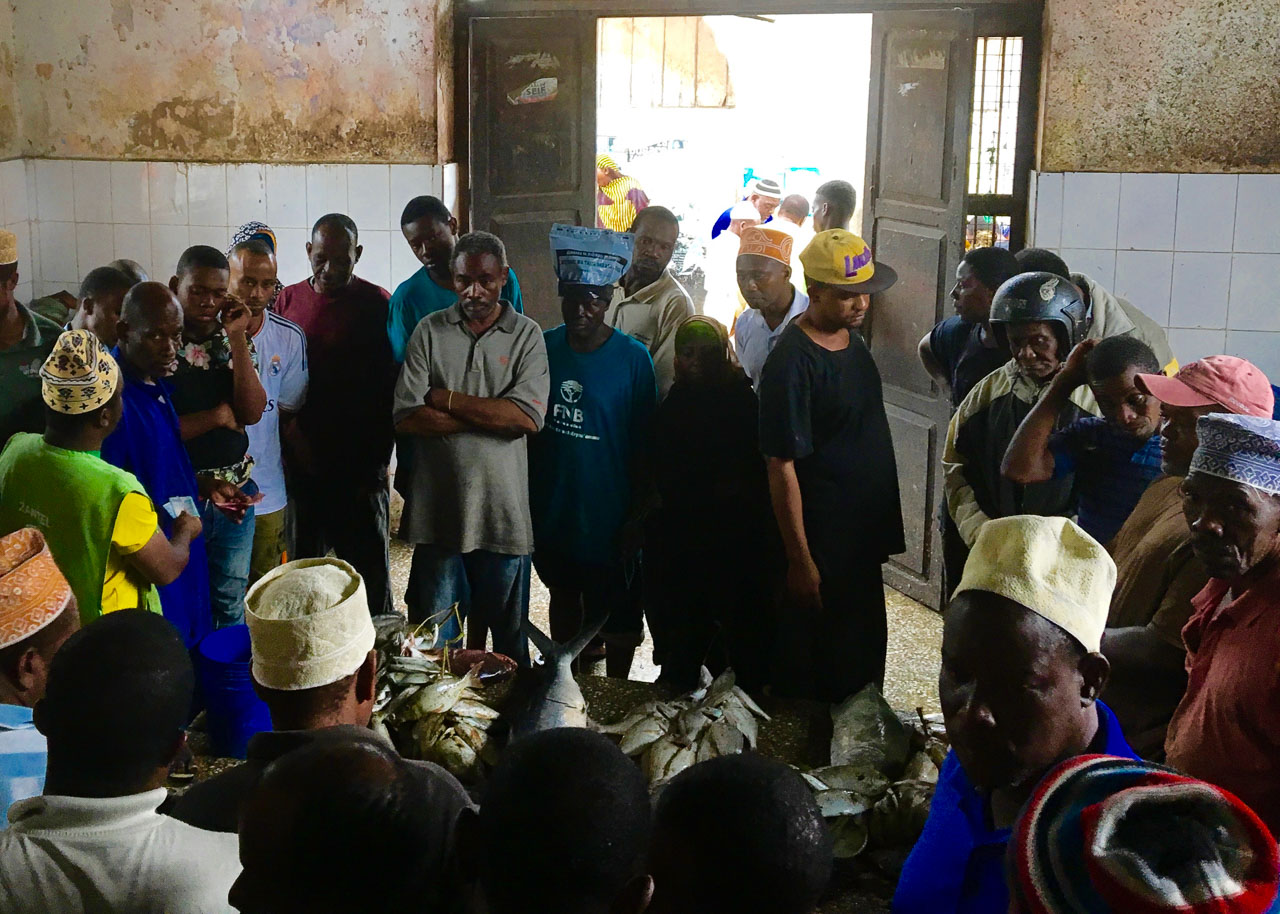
top-left (0, 169), bottom-right (1278, 912)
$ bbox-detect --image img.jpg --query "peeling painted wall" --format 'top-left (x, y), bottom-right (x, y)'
top-left (14, 0), bottom-right (444, 163)
top-left (1042, 0), bottom-right (1280, 173)
top-left (0, 2), bottom-right (19, 159)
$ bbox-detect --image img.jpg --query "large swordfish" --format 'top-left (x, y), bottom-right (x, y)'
top-left (509, 616), bottom-right (607, 740)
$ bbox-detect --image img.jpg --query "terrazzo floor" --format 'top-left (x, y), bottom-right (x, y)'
top-left (387, 491), bottom-right (944, 714)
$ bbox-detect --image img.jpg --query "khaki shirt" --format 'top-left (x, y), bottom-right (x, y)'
top-left (393, 303), bottom-right (549, 554)
top-left (607, 270), bottom-right (693, 398)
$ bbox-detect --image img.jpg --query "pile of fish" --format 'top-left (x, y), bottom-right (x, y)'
top-left (368, 614), bottom-right (501, 780)
top-left (597, 668), bottom-right (771, 787)
top-left (800, 684), bottom-right (949, 859)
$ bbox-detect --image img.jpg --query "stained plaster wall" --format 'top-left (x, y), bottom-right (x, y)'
top-left (1041, 0), bottom-right (1280, 174)
top-left (14, 0), bottom-right (447, 163)
top-left (0, 1), bottom-right (19, 160)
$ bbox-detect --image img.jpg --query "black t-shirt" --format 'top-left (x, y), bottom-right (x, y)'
top-left (929, 315), bottom-right (1009, 408)
top-left (169, 329), bottom-right (251, 473)
top-left (758, 323), bottom-right (905, 566)
top-left (653, 371), bottom-right (779, 561)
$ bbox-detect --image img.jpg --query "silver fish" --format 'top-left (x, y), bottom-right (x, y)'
top-left (619, 713), bottom-right (671, 757)
top-left (815, 789), bottom-right (871, 818)
top-left (643, 735), bottom-right (682, 783)
top-left (511, 617), bottom-right (607, 739)
top-left (401, 669), bottom-right (476, 721)
top-left (719, 693), bottom-right (760, 749)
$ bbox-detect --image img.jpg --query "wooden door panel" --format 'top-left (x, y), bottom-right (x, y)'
top-left (486, 210), bottom-right (584, 329)
top-left (864, 9), bottom-right (974, 609)
top-left (885, 406), bottom-right (935, 577)
top-left (867, 220), bottom-right (947, 400)
top-left (470, 16), bottom-right (597, 329)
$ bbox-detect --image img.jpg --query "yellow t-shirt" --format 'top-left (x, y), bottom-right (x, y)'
top-left (101, 491), bottom-right (159, 614)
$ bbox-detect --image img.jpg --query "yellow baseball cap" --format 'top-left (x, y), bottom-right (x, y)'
top-left (800, 229), bottom-right (898, 293)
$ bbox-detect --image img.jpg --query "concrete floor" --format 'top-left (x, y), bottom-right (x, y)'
top-left (388, 492), bottom-right (943, 714)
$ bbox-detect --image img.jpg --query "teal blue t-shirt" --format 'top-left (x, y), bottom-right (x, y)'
top-left (529, 326), bottom-right (657, 564)
top-left (387, 265), bottom-right (524, 363)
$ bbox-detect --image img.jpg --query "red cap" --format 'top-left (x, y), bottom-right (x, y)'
top-left (1136, 356), bottom-right (1275, 418)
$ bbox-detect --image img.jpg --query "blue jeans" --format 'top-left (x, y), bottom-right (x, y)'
top-left (201, 479), bottom-right (258, 629)
top-left (407, 545), bottom-right (530, 666)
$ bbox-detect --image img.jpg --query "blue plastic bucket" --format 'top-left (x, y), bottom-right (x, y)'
top-left (196, 624), bottom-right (272, 759)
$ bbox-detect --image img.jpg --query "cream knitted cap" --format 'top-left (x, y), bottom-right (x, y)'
top-left (954, 515), bottom-right (1115, 653)
top-left (246, 558), bottom-right (375, 691)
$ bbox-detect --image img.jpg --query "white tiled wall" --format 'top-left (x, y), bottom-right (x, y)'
top-left (1032, 171), bottom-right (1280, 380)
top-left (11, 158), bottom-right (459, 303)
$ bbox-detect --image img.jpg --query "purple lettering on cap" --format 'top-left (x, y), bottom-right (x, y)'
top-left (844, 248), bottom-right (873, 277)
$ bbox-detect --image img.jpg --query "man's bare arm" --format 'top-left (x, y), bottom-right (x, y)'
top-left (767, 456), bottom-right (822, 610)
top-left (395, 406), bottom-right (469, 439)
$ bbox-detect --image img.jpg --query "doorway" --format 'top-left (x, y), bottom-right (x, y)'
top-left (595, 14), bottom-right (872, 315)
top-left (462, 2), bottom-right (1042, 609)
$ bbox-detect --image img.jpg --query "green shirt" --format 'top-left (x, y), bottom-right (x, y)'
top-left (0, 305), bottom-right (61, 446)
top-left (0, 434), bottom-right (162, 623)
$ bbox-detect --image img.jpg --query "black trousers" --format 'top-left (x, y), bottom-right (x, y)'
top-left (644, 526), bottom-right (778, 694)
top-left (289, 469), bottom-right (393, 616)
top-left (774, 556), bottom-right (887, 704)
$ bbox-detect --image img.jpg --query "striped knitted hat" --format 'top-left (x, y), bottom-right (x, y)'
top-left (1011, 755), bottom-right (1280, 913)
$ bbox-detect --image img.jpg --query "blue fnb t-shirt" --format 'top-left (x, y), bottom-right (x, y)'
top-left (387, 266), bottom-right (524, 363)
top-left (1048, 416), bottom-right (1163, 545)
top-left (101, 357), bottom-right (212, 648)
top-left (893, 701), bottom-right (1136, 914)
top-left (529, 327), bottom-right (657, 564)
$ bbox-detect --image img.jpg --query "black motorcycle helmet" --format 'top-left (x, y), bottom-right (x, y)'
top-left (988, 271), bottom-right (1088, 360)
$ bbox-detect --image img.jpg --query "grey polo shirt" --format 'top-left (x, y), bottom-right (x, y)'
top-left (393, 302), bottom-right (549, 554)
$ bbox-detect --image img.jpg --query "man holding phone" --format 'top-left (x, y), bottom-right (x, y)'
top-left (168, 245), bottom-right (267, 628)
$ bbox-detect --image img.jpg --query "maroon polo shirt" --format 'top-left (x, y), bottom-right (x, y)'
top-left (1165, 562), bottom-right (1280, 834)
top-left (275, 276), bottom-right (395, 482)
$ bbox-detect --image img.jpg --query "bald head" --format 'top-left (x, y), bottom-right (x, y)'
top-left (118, 282), bottom-right (183, 379)
top-left (107, 259), bottom-right (149, 286)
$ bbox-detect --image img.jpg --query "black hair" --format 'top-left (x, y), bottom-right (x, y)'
top-left (39, 609), bottom-right (193, 790)
top-left (815, 179), bottom-right (856, 224)
top-left (256, 671), bottom-right (358, 722)
top-left (107, 259), bottom-right (148, 285)
top-left (121, 281), bottom-right (180, 327)
top-left (629, 204), bottom-right (679, 234)
top-left (78, 266), bottom-right (133, 302)
top-left (653, 754), bottom-right (833, 914)
top-left (778, 194), bottom-right (810, 221)
top-left (43, 386), bottom-right (121, 437)
top-left (175, 244), bottom-right (230, 277)
top-left (231, 238), bottom-right (275, 260)
top-left (0, 600), bottom-right (77, 688)
top-left (1015, 247), bottom-right (1071, 281)
top-left (454, 231), bottom-right (508, 269)
top-left (400, 195), bottom-right (453, 227)
top-left (1086, 334), bottom-right (1160, 384)
top-left (961, 246), bottom-right (1021, 292)
top-left (247, 736), bottom-right (445, 909)
top-left (311, 212), bottom-right (359, 244)
top-left (478, 728), bottom-right (651, 913)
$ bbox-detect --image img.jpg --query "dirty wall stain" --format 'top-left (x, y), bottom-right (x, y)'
top-left (13, 0), bottom-right (441, 162)
top-left (1043, 0), bottom-right (1280, 173)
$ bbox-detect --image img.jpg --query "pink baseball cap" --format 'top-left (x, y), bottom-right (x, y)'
top-left (1136, 356), bottom-right (1275, 418)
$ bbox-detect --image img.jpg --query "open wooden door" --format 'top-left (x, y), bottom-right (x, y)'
top-left (862, 10), bottom-right (974, 610)
top-left (469, 16), bottom-right (598, 329)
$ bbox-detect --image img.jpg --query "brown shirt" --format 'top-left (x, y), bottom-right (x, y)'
top-left (1106, 475), bottom-right (1207, 642)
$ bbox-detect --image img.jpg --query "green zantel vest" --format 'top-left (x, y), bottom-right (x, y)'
top-left (0, 433), bottom-right (162, 622)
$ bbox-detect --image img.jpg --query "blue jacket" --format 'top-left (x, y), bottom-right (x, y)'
top-left (893, 701), bottom-right (1136, 914)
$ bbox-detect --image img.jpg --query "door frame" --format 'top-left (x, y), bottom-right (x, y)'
top-left (453, 1), bottom-right (1042, 229)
